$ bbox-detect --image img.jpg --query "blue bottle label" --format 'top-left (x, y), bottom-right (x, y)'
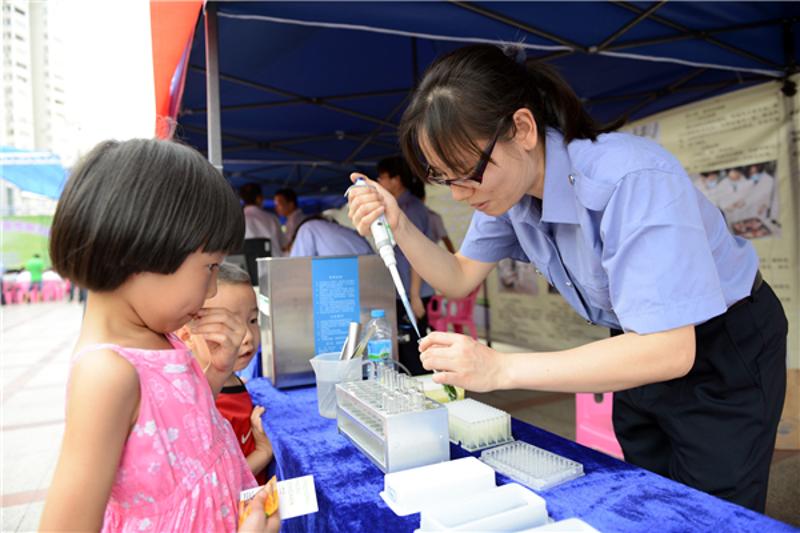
top-left (367, 339), bottom-right (392, 361)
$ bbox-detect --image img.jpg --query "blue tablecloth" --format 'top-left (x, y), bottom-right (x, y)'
top-left (247, 378), bottom-right (796, 533)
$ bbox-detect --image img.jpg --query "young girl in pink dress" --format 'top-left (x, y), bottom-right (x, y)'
top-left (40, 139), bottom-right (279, 532)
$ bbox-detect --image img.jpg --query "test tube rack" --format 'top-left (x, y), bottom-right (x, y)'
top-left (480, 441), bottom-right (584, 491)
top-left (336, 367), bottom-right (450, 473)
top-left (445, 398), bottom-right (514, 452)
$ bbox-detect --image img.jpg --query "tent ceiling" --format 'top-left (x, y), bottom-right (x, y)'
top-left (171, 1), bottom-right (800, 197)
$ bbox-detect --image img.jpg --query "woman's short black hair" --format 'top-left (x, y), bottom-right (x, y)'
top-left (400, 44), bottom-right (622, 181)
top-left (50, 138), bottom-right (244, 291)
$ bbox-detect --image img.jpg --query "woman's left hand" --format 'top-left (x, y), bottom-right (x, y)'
top-left (189, 308), bottom-right (247, 375)
top-left (419, 331), bottom-right (505, 392)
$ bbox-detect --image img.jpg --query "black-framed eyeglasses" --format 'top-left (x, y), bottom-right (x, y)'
top-left (425, 130), bottom-right (501, 187)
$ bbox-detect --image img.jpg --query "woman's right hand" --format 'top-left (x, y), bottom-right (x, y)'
top-left (346, 173), bottom-right (402, 236)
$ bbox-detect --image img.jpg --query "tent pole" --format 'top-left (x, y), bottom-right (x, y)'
top-left (204, 2), bottom-right (223, 171)
top-left (595, 1), bottom-right (666, 51)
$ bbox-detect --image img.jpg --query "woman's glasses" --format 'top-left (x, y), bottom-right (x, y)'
top-left (425, 130), bottom-right (500, 187)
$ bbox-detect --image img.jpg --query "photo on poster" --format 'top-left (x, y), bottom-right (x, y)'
top-left (690, 160), bottom-right (779, 239)
top-left (497, 258), bottom-right (539, 295)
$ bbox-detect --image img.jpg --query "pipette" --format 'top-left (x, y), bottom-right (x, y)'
top-left (345, 178), bottom-right (456, 401)
top-left (345, 178), bottom-right (421, 339)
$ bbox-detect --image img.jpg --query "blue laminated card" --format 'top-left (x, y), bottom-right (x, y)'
top-left (311, 257), bottom-right (360, 354)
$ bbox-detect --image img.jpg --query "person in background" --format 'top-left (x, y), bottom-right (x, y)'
top-left (748, 164), bottom-right (778, 221)
top-left (413, 187), bottom-right (456, 254)
top-left (375, 156), bottom-right (434, 374)
top-left (24, 253), bottom-right (45, 303)
top-left (240, 183), bottom-right (286, 257)
top-left (718, 167), bottom-right (753, 208)
top-left (290, 217), bottom-right (373, 257)
top-left (274, 188), bottom-right (307, 249)
top-left (182, 263), bottom-right (274, 485)
top-left (41, 138), bottom-right (278, 532)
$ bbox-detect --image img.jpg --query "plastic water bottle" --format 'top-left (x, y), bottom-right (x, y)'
top-left (366, 309), bottom-right (393, 363)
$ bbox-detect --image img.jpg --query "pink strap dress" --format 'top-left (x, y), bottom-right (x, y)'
top-left (73, 335), bottom-right (257, 532)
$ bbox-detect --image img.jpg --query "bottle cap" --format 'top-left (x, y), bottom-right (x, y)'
top-left (371, 309), bottom-right (385, 318)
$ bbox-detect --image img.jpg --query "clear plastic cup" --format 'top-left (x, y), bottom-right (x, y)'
top-left (309, 352), bottom-right (363, 418)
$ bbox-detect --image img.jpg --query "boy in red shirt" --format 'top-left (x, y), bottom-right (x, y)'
top-left (187, 263), bottom-right (273, 484)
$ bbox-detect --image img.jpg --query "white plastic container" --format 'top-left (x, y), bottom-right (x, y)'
top-left (419, 483), bottom-right (548, 531)
top-left (520, 518), bottom-right (601, 532)
top-left (309, 352), bottom-right (362, 418)
top-left (380, 457), bottom-right (496, 516)
top-left (446, 398), bottom-right (513, 451)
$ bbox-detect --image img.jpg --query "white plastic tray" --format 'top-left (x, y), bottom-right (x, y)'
top-left (480, 441), bottom-right (584, 491)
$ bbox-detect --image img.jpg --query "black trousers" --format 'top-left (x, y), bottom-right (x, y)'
top-left (612, 281), bottom-right (787, 512)
top-left (396, 296), bottom-right (431, 376)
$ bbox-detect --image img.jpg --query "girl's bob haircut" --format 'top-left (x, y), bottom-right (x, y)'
top-left (50, 138), bottom-right (244, 291)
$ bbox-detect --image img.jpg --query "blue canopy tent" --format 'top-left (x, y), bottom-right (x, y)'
top-left (0, 146), bottom-right (66, 200)
top-left (161, 1), bottom-right (800, 199)
top-left (151, 1), bottom-right (800, 349)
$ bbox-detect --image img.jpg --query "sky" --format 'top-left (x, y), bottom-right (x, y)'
top-left (54, 0), bottom-right (155, 159)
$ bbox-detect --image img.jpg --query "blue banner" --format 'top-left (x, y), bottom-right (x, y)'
top-left (311, 257), bottom-right (360, 355)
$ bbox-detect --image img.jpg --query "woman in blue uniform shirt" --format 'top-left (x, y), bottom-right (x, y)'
top-left (347, 45), bottom-right (787, 512)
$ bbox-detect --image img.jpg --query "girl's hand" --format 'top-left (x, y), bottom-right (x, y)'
top-left (346, 173), bottom-right (402, 237)
top-left (251, 406), bottom-right (273, 457)
top-left (239, 486), bottom-right (281, 533)
top-left (419, 331), bottom-right (505, 392)
top-left (189, 308), bottom-right (247, 375)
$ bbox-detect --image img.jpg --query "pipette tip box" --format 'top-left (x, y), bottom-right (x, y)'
top-left (445, 398), bottom-right (514, 451)
top-left (480, 441), bottom-right (584, 491)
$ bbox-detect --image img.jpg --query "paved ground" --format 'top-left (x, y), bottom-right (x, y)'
top-left (1, 301), bottom-right (797, 531)
top-left (2, 302), bottom-right (82, 532)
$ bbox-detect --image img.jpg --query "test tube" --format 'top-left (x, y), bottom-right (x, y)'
top-left (381, 391), bottom-right (391, 412)
top-left (411, 391), bottom-right (425, 411)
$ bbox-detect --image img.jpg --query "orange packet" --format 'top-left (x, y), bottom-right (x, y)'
top-left (263, 476), bottom-right (279, 516)
top-left (238, 476), bottom-right (280, 528)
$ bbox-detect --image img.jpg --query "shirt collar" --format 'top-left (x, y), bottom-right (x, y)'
top-left (541, 129), bottom-right (579, 225)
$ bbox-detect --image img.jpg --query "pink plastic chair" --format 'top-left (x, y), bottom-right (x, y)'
top-left (42, 280), bottom-right (60, 301)
top-left (2, 281), bottom-right (18, 304)
top-left (426, 286), bottom-right (480, 339)
top-left (575, 392), bottom-right (624, 459)
top-left (28, 284), bottom-right (40, 303)
top-left (16, 281), bottom-right (31, 303)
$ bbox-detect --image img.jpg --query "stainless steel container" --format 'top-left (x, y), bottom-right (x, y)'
top-left (257, 255), bottom-right (397, 388)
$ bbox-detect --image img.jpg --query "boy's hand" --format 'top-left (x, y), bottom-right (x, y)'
top-left (251, 406), bottom-right (273, 457)
top-left (189, 308), bottom-right (246, 375)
